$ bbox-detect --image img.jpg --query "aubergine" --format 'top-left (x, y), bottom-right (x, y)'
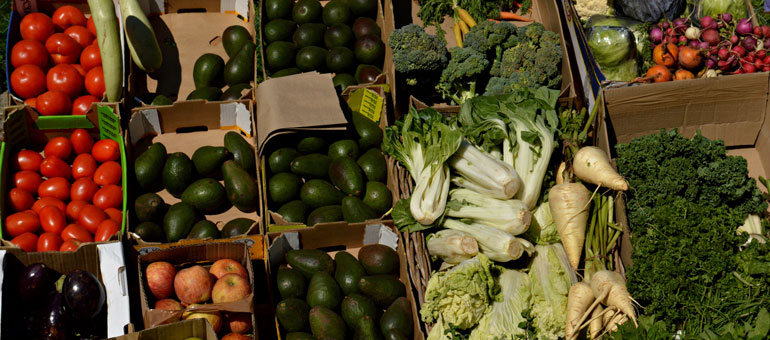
top-left (19, 263), bottom-right (61, 304)
top-left (62, 270), bottom-right (106, 320)
top-left (33, 292), bottom-right (69, 340)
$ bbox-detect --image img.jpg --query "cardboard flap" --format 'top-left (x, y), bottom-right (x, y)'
top-left (364, 224), bottom-right (399, 250)
top-left (108, 318), bottom-right (217, 340)
top-left (98, 242), bottom-right (132, 337)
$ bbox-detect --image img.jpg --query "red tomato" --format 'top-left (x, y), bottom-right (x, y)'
top-left (15, 171), bottom-right (43, 192)
top-left (11, 232), bottom-right (39, 252)
top-left (40, 156), bottom-right (72, 179)
top-left (94, 161), bottom-right (121, 186)
top-left (52, 6), bottom-right (87, 31)
top-left (72, 64), bottom-right (86, 76)
top-left (67, 200), bottom-right (89, 221)
top-left (87, 16), bottom-right (96, 36)
top-left (25, 97), bottom-right (37, 108)
top-left (71, 129), bottom-right (94, 154)
top-left (38, 177), bottom-right (70, 201)
top-left (104, 207), bottom-right (123, 223)
top-left (64, 25), bottom-right (93, 48)
top-left (44, 136), bottom-right (73, 159)
top-left (39, 205), bottom-right (66, 234)
top-left (93, 185), bottom-right (122, 210)
top-left (91, 139), bottom-right (120, 163)
top-left (46, 64), bottom-right (84, 98)
top-left (62, 224), bottom-right (93, 242)
top-left (84, 66), bottom-right (105, 98)
top-left (45, 33), bottom-right (81, 65)
top-left (9, 188), bottom-right (35, 212)
top-left (32, 197), bottom-right (67, 214)
top-left (13, 150), bottom-right (43, 171)
top-left (94, 219), bottom-right (120, 242)
top-left (5, 211), bottom-right (41, 237)
top-left (72, 153), bottom-right (96, 179)
top-left (70, 177), bottom-right (99, 202)
top-left (10, 64), bottom-right (46, 99)
top-left (79, 44), bottom-right (101, 71)
top-left (11, 39), bottom-right (49, 68)
top-left (20, 13), bottom-right (55, 43)
top-left (37, 91), bottom-right (72, 115)
top-left (60, 239), bottom-right (81, 251)
top-left (77, 205), bottom-right (106, 234)
top-left (72, 95), bottom-right (98, 115)
top-left (38, 232), bottom-right (63, 252)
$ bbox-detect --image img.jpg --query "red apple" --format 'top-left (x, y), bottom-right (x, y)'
top-left (146, 261), bottom-right (176, 300)
top-left (225, 312), bottom-right (252, 334)
top-left (221, 333), bottom-right (250, 340)
top-left (212, 273), bottom-right (251, 303)
top-left (209, 259), bottom-right (248, 280)
top-left (182, 305), bottom-right (222, 333)
top-left (174, 265), bottom-right (214, 304)
top-left (155, 299), bottom-right (184, 310)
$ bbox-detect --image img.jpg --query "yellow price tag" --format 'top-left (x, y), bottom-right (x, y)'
top-left (347, 88), bottom-right (383, 123)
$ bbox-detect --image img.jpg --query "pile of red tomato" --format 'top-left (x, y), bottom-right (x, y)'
top-left (5, 129), bottom-right (124, 252)
top-left (9, 6), bottom-right (105, 116)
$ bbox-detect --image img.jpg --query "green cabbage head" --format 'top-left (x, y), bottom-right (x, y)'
top-left (528, 243), bottom-right (578, 340)
top-left (588, 26), bottom-right (639, 81)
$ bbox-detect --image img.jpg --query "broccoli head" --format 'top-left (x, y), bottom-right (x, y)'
top-left (530, 41), bottom-right (563, 88)
top-left (483, 73), bottom-right (536, 96)
top-left (388, 24), bottom-right (448, 87)
top-left (488, 23), bottom-right (563, 91)
top-left (462, 20), bottom-right (521, 56)
top-left (436, 47), bottom-right (489, 105)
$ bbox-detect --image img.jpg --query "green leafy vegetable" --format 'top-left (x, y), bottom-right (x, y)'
top-left (469, 269), bottom-right (531, 339)
top-left (527, 243), bottom-right (577, 340)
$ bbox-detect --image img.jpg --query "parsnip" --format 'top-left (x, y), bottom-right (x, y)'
top-left (549, 182), bottom-right (591, 270)
top-left (573, 146), bottom-right (628, 191)
top-left (566, 282), bottom-right (594, 340)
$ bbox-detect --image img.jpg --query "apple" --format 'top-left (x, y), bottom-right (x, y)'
top-left (155, 299), bottom-right (184, 310)
top-left (146, 261), bottom-right (176, 300)
top-left (174, 265), bottom-right (214, 304)
top-left (221, 333), bottom-right (250, 340)
top-left (182, 305), bottom-right (222, 333)
top-left (212, 273), bottom-right (251, 303)
top-left (225, 312), bottom-right (252, 334)
top-left (209, 258), bottom-right (248, 280)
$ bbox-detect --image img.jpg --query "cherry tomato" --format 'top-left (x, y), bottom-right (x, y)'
top-left (37, 91), bottom-right (72, 115)
top-left (46, 64), bottom-right (84, 98)
top-left (104, 207), bottom-right (123, 223)
top-left (11, 39), bottom-right (49, 69)
top-left (32, 197), bottom-right (67, 214)
top-left (94, 219), bottom-right (120, 242)
top-left (13, 150), bottom-right (43, 171)
top-left (5, 211), bottom-right (41, 237)
top-left (72, 95), bottom-right (98, 115)
top-left (72, 153), bottom-right (96, 179)
top-left (38, 177), bottom-right (70, 201)
top-left (70, 129), bottom-right (94, 154)
top-left (45, 33), bottom-right (81, 65)
top-left (25, 97), bottom-right (38, 108)
top-left (84, 66), bottom-right (105, 98)
top-left (62, 224), bottom-right (93, 242)
top-left (93, 185), bottom-right (122, 210)
top-left (39, 205), bottom-right (66, 234)
top-left (40, 156), bottom-right (72, 179)
top-left (67, 200), bottom-right (89, 221)
top-left (70, 177), bottom-right (98, 202)
top-left (60, 239), bottom-right (81, 251)
top-left (11, 232), bottom-right (39, 252)
top-left (20, 13), bottom-right (55, 43)
top-left (91, 139), bottom-right (120, 163)
top-left (64, 25), bottom-right (93, 48)
top-left (77, 205), bottom-right (106, 234)
top-left (52, 6), bottom-right (87, 31)
top-left (44, 136), bottom-right (73, 159)
top-left (38, 232), bottom-right (63, 252)
top-left (94, 161), bottom-right (121, 186)
top-left (10, 64), bottom-right (46, 99)
top-left (72, 64), bottom-right (86, 76)
top-left (79, 44), bottom-right (101, 71)
top-left (9, 188), bottom-right (35, 212)
top-left (87, 16), bottom-right (96, 36)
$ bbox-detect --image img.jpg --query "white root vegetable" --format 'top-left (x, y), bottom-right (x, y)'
top-left (605, 313), bottom-right (628, 333)
top-left (549, 182), bottom-right (592, 270)
top-left (566, 282), bottom-right (594, 340)
top-left (556, 162), bottom-right (566, 185)
top-left (589, 270), bottom-right (638, 327)
top-left (573, 146), bottom-right (628, 191)
top-left (602, 309), bottom-right (616, 327)
top-left (427, 229), bottom-right (480, 264)
top-left (589, 305), bottom-right (604, 339)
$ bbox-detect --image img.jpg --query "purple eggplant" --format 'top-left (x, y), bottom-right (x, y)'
top-left (33, 292), bottom-right (70, 340)
top-left (18, 263), bottom-right (60, 304)
top-left (62, 270), bottom-right (105, 320)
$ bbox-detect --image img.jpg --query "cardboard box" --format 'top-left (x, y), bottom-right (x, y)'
top-left (126, 99), bottom-right (261, 249)
top-left (108, 318), bottom-right (218, 340)
top-left (0, 104), bottom-right (128, 244)
top-left (266, 221), bottom-right (425, 340)
top-left (0, 241), bottom-right (131, 338)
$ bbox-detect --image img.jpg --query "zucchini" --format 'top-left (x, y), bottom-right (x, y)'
top-left (119, 0), bottom-right (163, 72)
top-left (87, 0), bottom-right (123, 102)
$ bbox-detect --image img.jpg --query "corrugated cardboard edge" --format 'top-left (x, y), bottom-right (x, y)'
top-left (108, 318), bottom-right (218, 340)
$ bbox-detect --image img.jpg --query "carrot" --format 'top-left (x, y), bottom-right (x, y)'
top-left (488, 18), bottom-right (501, 23)
top-left (497, 11), bottom-right (533, 22)
top-left (458, 20), bottom-right (470, 35)
top-left (589, 270), bottom-right (638, 327)
top-left (566, 282), bottom-right (594, 340)
top-left (589, 305), bottom-right (604, 339)
top-left (573, 146), bottom-right (628, 191)
top-left (455, 7), bottom-right (477, 27)
top-left (549, 182), bottom-right (591, 270)
top-left (454, 21), bottom-right (463, 47)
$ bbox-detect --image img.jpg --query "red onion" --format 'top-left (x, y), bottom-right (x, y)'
top-left (701, 28), bottom-right (721, 46)
top-left (742, 36), bottom-right (758, 51)
top-left (701, 15), bottom-right (715, 28)
top-left (737, 18), bottom-right (753, 35)
top-left (731, 34), bottom-right (740, 44)
top-left (722, 13), bottom-right (732, 23)
top-left (707, 57), bottom-right (717, 68)
top-left (650, 27), bottom-right (663, 43)
top-left (733, 45), bottom-right (747, 56)
top-left (718, 48), bottom-right (730, 60)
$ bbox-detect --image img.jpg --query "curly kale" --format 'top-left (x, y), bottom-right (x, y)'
top-left (436, 47), bottom-right (489, 105)
top-left (388, 24), bottom-right (448, 93)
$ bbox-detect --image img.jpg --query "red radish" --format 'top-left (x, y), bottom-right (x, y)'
top-left (688, 40), bottom-right (700, 48)
top-left (678, 35), bottom-right (687, 44)
top-left (758, 50), bottom-right (767, 59)
top-left (706, 57), bottom-right (717, 69)
top-left (665, 27), bottom-right (673, 35)
top-left (755, 59), bottom-right (764, 68)
top-left (764, 39), bottom-right (770, 49)
top-left (763, 26), bottom-right (770, 38)
top-left (701, 15), bottom-right (715, 28)
top-left (701, 29), bottom-right (720, 46)
top-left (733, 45), bottom-right (747, 57)
top-left (744, 63), bottom-right (757, 73)
top-left (764, 55), bottom-right (770, 64)
top-left (737, 18), bottom-right (753, 35)
top-left (662, 21), bottom-right (670, 29)
top-left (763, 65), bottom-right (770, 72)
top-left (718, 48), bottom-right (730, 60)
top-left (722, 13), bottom-right (732, 23)
top-left (650, 27), bottom-right (663, 43)
top-left (735, 69), bottom-right (744, 74)
top-left (699, 41), bottom-right (710, 49)
top-left (754, 26), bottom-right (763, 37)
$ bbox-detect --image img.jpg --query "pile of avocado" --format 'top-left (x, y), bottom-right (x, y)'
top-left (263, 0), bottom-right (385, 90)
top-left (275, 245), bottom-right (413, 339)
top-left (267, 111), bottom-right (392, 225)
top-left (132, 132), bottom-right (258, 243)
top-left (186, 25), bottom-right (256, 102)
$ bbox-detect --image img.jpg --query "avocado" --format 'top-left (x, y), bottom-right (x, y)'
top-left (273, 68), bottom-right (302, 77)
top-left (354, 315), bottom-right (383, 340)
top-left (296, 46), bottom-right (328, 71)
top-left (150, 94), bottom-right (173, 106)
top-left (332, 73), bottom-right (357, 91)
top-left (264, 19), bottom-right (296, 43)
top-left (383, 330), bottom-right (409, 340)
top-left (134, 192), bottom-right (165, 222)
top-left (300, 179), bottom-right (346, 208)
top-left (163, 152), bottom-right (196, 198)
top-left (354, 64), bottom-right (382, 84)
top-left (307, 205), bottom-right (343, 225)
top-left (334, 251), bottom-right (366, 295)
top-left (191, 146), bottom-right (229, 177)
top-left (307, 272), bottom-right (343, 309)
top-left (163, 202), bottom-right (198, 242)
top-left (221, 218), bottom-right (255, 237)
top-left (266, 41), bottom-right (297, 71)
top-left (268, 147), bottom-right (301, 173)
top-left (358, 275), bottom-right (405, 307)
top-left (326, 46), bottom-right (355, 73)
top-left (269, 172), bottom-right (303, 204)
top-left (187, 220), bottom-right (220, 239)
top-left (224, 41), bottom-right (255, 86)
top-left (352, 17), bottom-right (380, 39)
top-left (363, 181), bottom-right (391, 214)
top-left (224, 131), bottom-right (256, 175)
top-left (354, 35), bottom-right (384, 65)
top-left (297, 136), bottom-right (326, 153)
top-left (290, 153), bottom-right (332, 179)
top-left (222, 25), bottom-right (253, 57)
top-left (340, 293), bottom-right (378, 329)
top-left (265, 0), bottom-right (293, 20)
top-left (222, 160), bottom-right (259, 212)
top-left (323, 1), bottom-right (351, 26)
top-left (352, 111), bottom-right (383, 149)
top-left (358, 244), bottom-right (399, 275)
top-left (357, 148), bottom-right (386, 182)
top-left (380, 297), bottom-right (413, 337)
top-left (293, 23), bottom-right (326, 48)
top-left (277, 267), bottom-right (307, 299)
top-left (220, 84), bottom-right (251, 101)
top-left (328, 139), bottom-right (359, 159)
top-left (309, 306), bottom-right (346, 340)
top-left (277, 298), bottom-right (310, 332)
top-left (292, 0), bottom-right (322, 24)
top-left (348, 0), bottom-right (378, 18)
top-left (342, 196), bottom-right (377, 223)
top-left (135, 142), bottom-right (167, 190)
top-left (133, 221), bottom-right (164, 243)
top-left (329, 156), bottom-right (365, 196)
top-left (181, 178), bottom-right (227, 213)
top-left (192, 53), bottom-right (225, 89)
top-left (186, 87), bottom-right (222, 101)
top-left (286, 249), bottom-right (334, 279)
top-left (325, 24), bottom-right (354, 48)
top-left (286, 333), bottom-right (315, 340)
top-left (277, 200), bottom-right (309, 223)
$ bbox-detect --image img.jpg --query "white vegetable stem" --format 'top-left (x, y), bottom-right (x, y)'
top-left (443, 219), bottom-right (533, 262)
top-left (427, 229), bottom-right (480, 264)
top-left (446, 189), bottom-right (531, 235)
top-left (449, 140), bottom-right (521, 199)
top-left (738, 214), bottom-right (767, 245)
top-left (573, 146), bottom-right (628, 191)
top-left (507, 114), bottom-right (557, 209)
top-left (550, 182), bottom-right (592, 271)
top-left (411, 164), bottom-right (451, 225)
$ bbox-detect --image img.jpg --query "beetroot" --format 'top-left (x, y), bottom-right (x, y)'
top-left (701, 15), bottom-right (715, 29)
top-left (731, 34), bottom-right (740, 45)
top-left (742, 36), bottom-right (758, 51)
top-left (737, 18), bottom-right (753, 36)
top-left (701, 28), bottom-right (720, 46)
